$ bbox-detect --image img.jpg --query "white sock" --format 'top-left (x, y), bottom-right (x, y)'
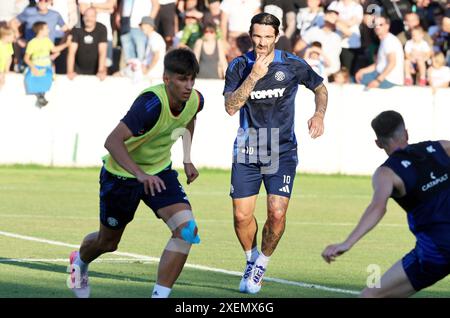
top-left (74, 254), bottom-right (89, 275)
top-left (245, 247), bottom-right (259, 263)
top-left (255, 252), bottom-right (270, 268)
top-left (152, 284), bottom-right (171, 298)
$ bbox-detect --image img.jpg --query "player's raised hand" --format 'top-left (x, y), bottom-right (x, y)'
top-left (321, 242), bottom-right (350, 264)
top-left (251, 54), bottom-right (271, 80)
top-left (184, 162), bottom-right (199, 185)
top-left (136, 173), bottom-right (166, 196)
top-left (308, 113), bottom-right (324, 139)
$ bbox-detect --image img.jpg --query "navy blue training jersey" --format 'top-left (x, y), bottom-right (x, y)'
top-left (122, 90), bottom-right (204, 137)
top-left (223, 50), bottom-right (323, 156)
top-left (382, 141), bottom-right (450, 262)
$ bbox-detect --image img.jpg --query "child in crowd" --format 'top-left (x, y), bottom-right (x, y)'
top-left (24, 21), bottom-right (71, 107)
top-left (304, 41), bottom-right (328, 82)
top-left (427, 52), bottom-right (450, 92)
top-left (332, 67), bottom-right (351, 85)
top-left (0, 26), bottom-right (15, 90)
top-left (404, 26), bottom-right (432, 86)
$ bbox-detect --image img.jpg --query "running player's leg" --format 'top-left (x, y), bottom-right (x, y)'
top-left (231, 162), bottom-right (263, 292)
top-left (246, 150), bottom-right (297, 294)
top-left (69, 167), bottom-right (141, 298)
top-left (153, 202), bottom-right (199, 296)
top-left (360, 260), bottom-right (416, 298)
top-left (142, 167), bottom-right (198, 298)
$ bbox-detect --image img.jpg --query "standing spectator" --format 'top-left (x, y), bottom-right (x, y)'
top-left (328, 0), bottom-right (363, 76)
top-left (140, 16), bottom-right (166, 79)
top-left (117, 0), bottom-right (160, 63)
top-left (67, 7), bottom-right (107, 80)
top-left (294, 9), bottom-right (342, 78)
top-left (355, 15), bottom-right (404, 89)
top-left (156, 0), bottom-right (176, 47)
top-left (0, 26), bottom-right (15, 89)
top-left (220, 0), bottom-right (261, 60)
top-left (404, 26), bottom-right (432, 86)
top-left (193, 22), bottom-right (228, 79)
top-left (24, 21), bottom-right (71, 107)
top-left (50, 0), bottom-right (79, 29)
top-left (427, 52), bottom-right (450, 92)
top-left (78, 0), bottom-right (116, 67)
top-left (296, 0), bottom-right (324, 37)
top-left (10, 0), bottom-right (69, 42)
top-left (397, 12), bottom-right (433, 47)
top-left (0, 1), bottom-right (29, 22)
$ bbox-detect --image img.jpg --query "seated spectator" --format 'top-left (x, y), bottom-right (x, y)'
top-left (296, 0), bottom-right (324, 37)
top-left (193, 22), bottom-right (228, 79)
top-left (427, 52), bottom-right (450, 92)
top-left (304, 41), bottom-right (327, 81)
top-left (178, 9), bottom-right (202, 49)
top-left (331, 66), bottom-right (350, 84)
top-left (397, 12), bottom-right (433, 47)
top-left (294, 9), bottom-right (342, 78)
top-left (67, 7), bottom-right (107, 80)
top-left (24, 21), bottom-right (71, 107)
top-left (140, 17), bottom-right (166, 79)
top-left (404, 26), bottom-right (432, 86)
top-left (355, 16), bottom-right (404, 89)
top-left (0, 26), bottom-right (15, 89)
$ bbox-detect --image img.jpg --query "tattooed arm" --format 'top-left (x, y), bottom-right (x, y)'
top-left (308, 83), bottom-right (328, 139)
top-left (224, 54), bottom-right (271, 116)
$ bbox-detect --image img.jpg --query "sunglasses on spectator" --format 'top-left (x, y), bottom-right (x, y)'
top-left (39, 0), bottom-right (50, 3)
top-left (204, 29), bottom-right (215, 34)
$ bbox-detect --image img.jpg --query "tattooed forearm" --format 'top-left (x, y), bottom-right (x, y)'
top-left (314, 83), bottom-right (328, 118)
top-left (225, 74), bottom-right (259, 116)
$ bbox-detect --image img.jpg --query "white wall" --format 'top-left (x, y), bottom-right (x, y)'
top-left (0, 74), bottom-right (449, 175)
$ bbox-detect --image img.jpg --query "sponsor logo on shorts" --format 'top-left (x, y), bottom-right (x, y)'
top-left (278, 185), bottom-right (290, 193)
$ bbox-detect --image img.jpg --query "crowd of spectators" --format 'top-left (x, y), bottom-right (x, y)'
top-left (0, 0), bottom-right (449, 101)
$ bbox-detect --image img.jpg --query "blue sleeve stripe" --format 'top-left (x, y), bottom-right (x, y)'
top-left (144, 94), bottom-right (161, 112)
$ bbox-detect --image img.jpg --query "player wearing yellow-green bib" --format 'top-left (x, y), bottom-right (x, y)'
top-left (68, 48), bottom-right (204, 299)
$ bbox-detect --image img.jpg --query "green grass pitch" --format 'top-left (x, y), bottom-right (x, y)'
top-left (0, 165), bottom-right (449, 298)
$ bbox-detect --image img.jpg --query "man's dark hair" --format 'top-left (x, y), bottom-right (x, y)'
top-left (249, 13), bottom-right (280, 36)
top-left (32, 21), bottom-right (47, 35)
top-left (371, 110), bottom-right (405, 143)
top-left (164, 48), bottom-right (199, 77)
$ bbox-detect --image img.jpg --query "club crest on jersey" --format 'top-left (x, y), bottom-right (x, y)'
top-left (274, 71), bottom-right (285, 81)
top-left (250, 88), bottom-right (286, 100)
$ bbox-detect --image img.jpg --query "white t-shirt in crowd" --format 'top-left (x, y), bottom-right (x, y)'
top-left (159, 0), bottom-right (176, 5)
top-left (79, 0), bottom-right (113, 41)
top-left (143, 31), bottom-right (166, 78)
top-left (328, 0), bottom-right (363, 49)
top-left (376, 33), bottom-right (404, 85)
top-left (302, 27), bottom-right (342, 75)
top-left (429, 66), bottom-right (450, 87)
top-left (297, 8), bottom-right (325, 36)
top-left (220, 0), bottom-right (261, 34)
top-left (404, 39), bottom-right (432, 56)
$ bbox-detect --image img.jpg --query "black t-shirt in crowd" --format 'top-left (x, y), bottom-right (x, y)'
top-left (71, 22), bottom-right (107, 75)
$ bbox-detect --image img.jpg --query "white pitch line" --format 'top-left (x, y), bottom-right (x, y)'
top-left (0, 258), bottom-right (154, 263)
top-left (0, 230), bottom-right (358, 295)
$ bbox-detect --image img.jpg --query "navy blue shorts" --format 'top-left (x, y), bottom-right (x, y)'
top-left (99, 165), bottom-right (190, 229)
top-left (230, 149), bottom-right (298, 199)
top-left (402, 248), bottom-right (450, 291)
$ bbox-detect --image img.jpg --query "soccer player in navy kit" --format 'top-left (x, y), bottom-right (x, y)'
top-left (322, 111), bottom-right (450, 297)
top-left (223, 13), bottom-right (328, 294)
